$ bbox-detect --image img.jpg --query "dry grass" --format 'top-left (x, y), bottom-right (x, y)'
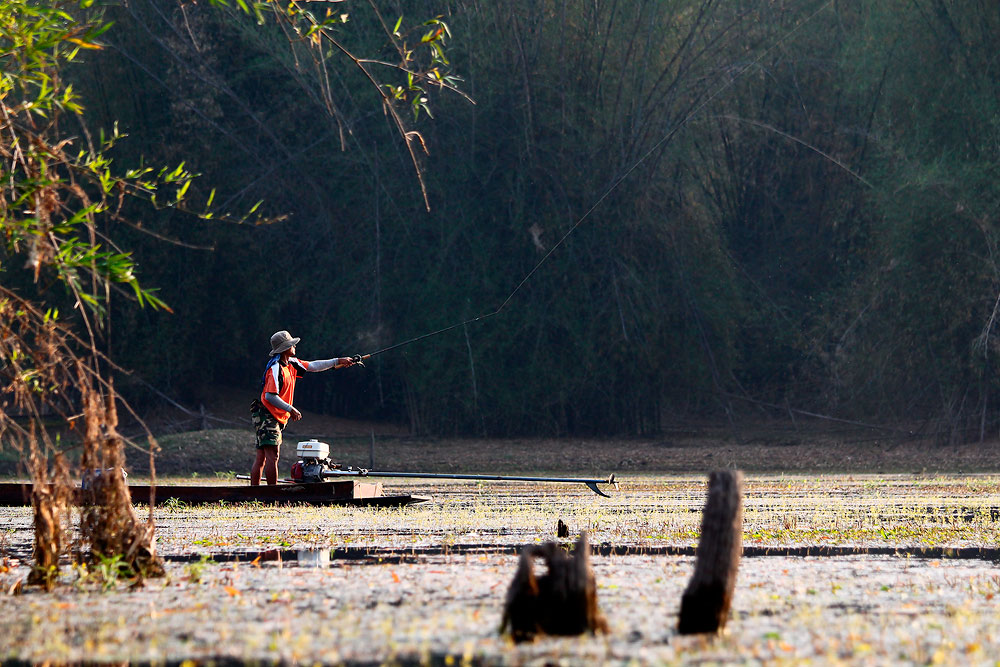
top-left (133, 475), bottom-right (1000, 555)
top-left (1, 473), bottom-right (1000, 664)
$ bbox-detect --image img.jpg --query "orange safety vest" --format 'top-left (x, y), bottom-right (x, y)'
top-left (260, 357), bottom-right (311, 424)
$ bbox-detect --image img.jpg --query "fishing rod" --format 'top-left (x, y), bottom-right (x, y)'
top-left (351, 0), bottom-right (837, 363)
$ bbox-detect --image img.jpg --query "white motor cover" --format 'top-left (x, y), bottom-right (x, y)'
top-left (296, 439), bottom-right (330, 460)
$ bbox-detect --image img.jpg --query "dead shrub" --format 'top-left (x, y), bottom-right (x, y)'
top-left (26, 443), bottom-right (72, 590)
top-left (0, 293), bottom-right (163, 585)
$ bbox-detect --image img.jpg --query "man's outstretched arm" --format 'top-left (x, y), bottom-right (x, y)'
top-left (301, 357), bottom-right (357, 372)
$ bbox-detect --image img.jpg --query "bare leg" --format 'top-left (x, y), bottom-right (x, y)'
top-left (263, 445), bottom-right (279, 485)
top-left (250, 448), bottom-right (267, 486)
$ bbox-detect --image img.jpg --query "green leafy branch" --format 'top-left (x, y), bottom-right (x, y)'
top-left (1, 0), bottom-right (276, 324)
top-left (209, 0), bottom-right (471, 210)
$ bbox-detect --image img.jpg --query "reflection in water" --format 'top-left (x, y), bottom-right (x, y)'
top-left (298, 549), bottom-right (330, 567)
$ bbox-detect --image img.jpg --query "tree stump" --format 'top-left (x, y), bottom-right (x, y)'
top-left (678, 470), bottom-right (743, 635)
top-left (500, 532), bottom-right (608, 643)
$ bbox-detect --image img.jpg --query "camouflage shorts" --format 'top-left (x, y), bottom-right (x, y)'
top-left (250, 399), bottom-right (283, 449)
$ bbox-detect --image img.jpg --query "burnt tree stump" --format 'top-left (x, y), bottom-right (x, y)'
top-left (678, 470), bottom-right (744, 635)
top-left (500, 532), bottom-right (608, 643)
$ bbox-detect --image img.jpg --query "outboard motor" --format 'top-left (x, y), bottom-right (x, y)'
top-left (290, 440), bottom-right (339, 483)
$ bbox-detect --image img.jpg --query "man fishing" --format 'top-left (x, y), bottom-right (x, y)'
top-left (250, 330), bottom-right (359, 486)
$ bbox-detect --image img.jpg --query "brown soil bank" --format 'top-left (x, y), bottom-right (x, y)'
top-left (2, 397), bottom-right (998, 477)
top-left (98, 428), bottom-right (1000, 478)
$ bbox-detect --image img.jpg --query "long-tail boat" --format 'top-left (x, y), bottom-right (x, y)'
top-left (0, 478), bottom-right (428, 507)
top-left (0, 439), bottom-right (616, 507)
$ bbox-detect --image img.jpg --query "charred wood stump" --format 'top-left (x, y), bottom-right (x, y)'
top-left (501, 532), bottom-right (608, 643)
top-left (678, 470), bottom-right (744, 635)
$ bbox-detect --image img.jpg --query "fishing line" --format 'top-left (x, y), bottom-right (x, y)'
top-left (711, 114), bottom-right (874, 189)
top-left (362, 0), bottom-right (836, 360)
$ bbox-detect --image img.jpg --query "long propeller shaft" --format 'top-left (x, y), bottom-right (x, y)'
top-left (324, 469), bottom-right (617, 497)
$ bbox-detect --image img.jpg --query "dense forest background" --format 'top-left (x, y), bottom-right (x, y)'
top-left (32, 0), bottom-right (1000, 440)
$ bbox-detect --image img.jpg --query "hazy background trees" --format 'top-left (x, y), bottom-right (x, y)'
top-left (62, 0), bottom-right (1000, 440)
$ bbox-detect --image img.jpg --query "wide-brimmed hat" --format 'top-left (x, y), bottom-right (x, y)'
top-left (269, 330), bottom-right (300, 356)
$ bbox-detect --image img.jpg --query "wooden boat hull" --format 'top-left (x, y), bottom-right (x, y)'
top-left (0, 481), bottom-right (429, 507)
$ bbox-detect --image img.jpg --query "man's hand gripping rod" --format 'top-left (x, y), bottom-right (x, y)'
top-left (336, 354), bottom-right (370, 368)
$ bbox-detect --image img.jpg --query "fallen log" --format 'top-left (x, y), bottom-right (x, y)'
top-left (678, 470), bottom-right (744, 634)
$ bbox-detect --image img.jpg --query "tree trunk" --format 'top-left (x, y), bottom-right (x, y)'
top-left (678, 470), bottom-right (743, 634)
